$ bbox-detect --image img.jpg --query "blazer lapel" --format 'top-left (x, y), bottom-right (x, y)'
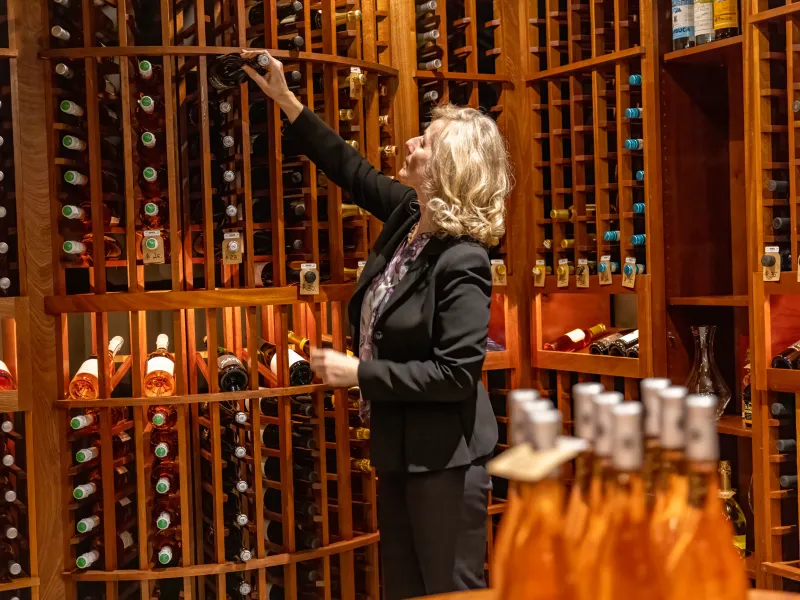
top-left (375, 235), bottom-right (450, 326)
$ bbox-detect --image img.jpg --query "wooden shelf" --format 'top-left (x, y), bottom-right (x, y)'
top-left (535, 349), bottom-right (640, 378)
top-left (766, 368), bottom-right (800, 393)
top-left (663, 35), bottom-right (743, 65)
top-left (717, 415), bottom-right (753, 438)
top-left (526, 46), bottom-right (644, 81)
top-left (483, 350), bottom-right (514, 371)
top-left (667, 295), bottom-right (749, 307)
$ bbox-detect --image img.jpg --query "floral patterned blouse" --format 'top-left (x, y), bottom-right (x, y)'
top-left (357, 230), bottom-right (434, 421)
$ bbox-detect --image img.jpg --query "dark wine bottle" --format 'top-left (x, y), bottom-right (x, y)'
top-left (264, 519), bottom-right (321, 549)
top-left (608, 330), bottom-right (639, 357)
top-left (773, 217), bottom-right (792, 234)
top-left (262, 455), bottom-right (320, 483)
top-left (767, 179), bottom-right (789, 195)
top-left (776, 439), bottom-right (797, 452)
top-left (589, 329), bottom-right (634, 355)
top-left (780, 475), bottom-right (797, 489)
top-left (261, 424), bottom-right (317, 450)
top-left (263, 487), bottom-right (320, 517)
top-left (209, 53), bottom-right (270, 92)
top-left (279, 36), bottom-right (305, 50)
top-left (217, 349), bottom-right (249, 391)
top-left (772, 340), bottom-right (800, 369)
top-left (771, 399), bottom-right (795, 417)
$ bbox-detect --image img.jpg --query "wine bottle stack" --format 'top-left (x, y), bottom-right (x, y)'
top-left (492, 381), bottom-right (749, 598)
top-left (527, 0), bottom-right (644, 279)
top-left (0, 56), bottom-right (18, 298)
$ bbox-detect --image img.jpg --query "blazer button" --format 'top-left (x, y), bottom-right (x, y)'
top-left (374, 330), bottom-right (383, 341)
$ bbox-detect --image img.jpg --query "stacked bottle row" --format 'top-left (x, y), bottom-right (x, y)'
top-left (492, 380), bottom-right (748, 598)
top-left (0, 410), bottom-right (31, 586)
top-left (50, 49), bottom-right (394, 293)
top-left (532, 69), bottom-right (648, 280)
top-left (49, 0), bottom-right (377, 60)
top-left (670, 0), bottom-right (741, 51)
top-left (414, 0), bottom-right (503, 74)
top-left (527, 0), bottom-right (641, 69)
top-left (757, 23), bottom-right (797, 274)
top-left (0, 8), bottom-right (19, 298)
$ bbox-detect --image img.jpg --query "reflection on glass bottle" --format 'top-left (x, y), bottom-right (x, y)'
top-left (684, 326), bottom-right (731, 419)
top-left (718, 460), bottom-right (747, 557)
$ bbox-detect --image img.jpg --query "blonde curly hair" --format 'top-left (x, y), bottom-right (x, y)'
top-left (422, 104), bottom-right (512, 247)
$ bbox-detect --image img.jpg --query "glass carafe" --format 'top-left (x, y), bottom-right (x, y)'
top-left (685, 325), bottom-right (731, 419)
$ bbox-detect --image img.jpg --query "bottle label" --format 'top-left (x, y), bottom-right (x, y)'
top-left (217, 354), bottom-right (242, 371)
top-left (672, 0), bottom-right (694, 40)
top-left (713, 0), bottom-right (738, 30)
top-left (119, 531), bottom-right (134, 549)
top-left (118, 496), bottom-right (132, 507)
top-left (76, 357), bottom-right (99, 378)
top-left (270, 349), bottom-right (307, 374)
top-left (146, 356), bottom-right (175, 376)
top-left (264, 519), bottom-right (274, 542)
top-left (117, 432), bottom-right (131, 443)
top-left (565, 329), bottom-right (585, 344)
top-left (618, 331), bottom-right (638, 345)
top-left (0, 360), bottom-right (10, 375)
top-left (694, 0), bottom-right (714, 36)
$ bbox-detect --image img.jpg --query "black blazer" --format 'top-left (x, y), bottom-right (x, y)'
top-left (286, 108), bottom-right (498, 472)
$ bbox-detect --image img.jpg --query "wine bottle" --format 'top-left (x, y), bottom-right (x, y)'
top-left (419, 58), bottom-right (442, 70)
top-left (608, 330), bottom-right (639, 356)
top-left (76, 531), bottom-right (135, 569)
top-left (313, 9), bottom-right (362, 28)
top-left (624, 107), bottom-right (643, 119)
top-left (417, 29), bottom-right (440, 46)
top-left (543, 323), bottom-right (606, 352)
top-left (262, 456), bottom-right (320, 483)
top-left (257, 338), bottom-right (313, 386)
top-left (416, 0), bottom-right (438, 16)
top-left (209, 53), bottom-right (270, 92)
top-left (0, 540), bottom-right (20, 579)
top-left (68, 336), bottom-right (124, 400)
top-left (137, 60), bottom-right (163, 91)
top-left (154, 529), bottom-right (181, 565)
top-left (63, 235), bottom-right (123, 263)
top-left (216, 347), bottom-right (249, 392)
top-left (671, 0), bottom-right (695, 50)
top-left (264, 519), bottom-right (321, 550)
top-left (263, 487), bottom-right (320, 517)
top-left (143, 334), bottom-right (176, 397)
top-left (623, 138), bottom-right (643, 150)
top-left (631, 233), bottom-right (646, 245)
top-left (148, 405), bottom-right (177, 429)
top-left (780, 475), bottom-right (797, 489)
top-left (136, 95), bottom-right (163, 129)
top-left (140, 196), bottom-right (169, 229)
top-left (772, 340), bottom-right (800, 369)
top-left (0, 476), bottom-right (15, 504)
top-left (261, 424), bottom-right (317, 450)
top-left (767, 179), bottom-right (789, 194)
top-left (152, 429), bottom-right (178, 459)
top-left (152, 460), bottom-right (179, 494)
top-left (279, 35), bottom-right (305, 50)
top-left (62, 201), bottom-right (121, 229)
top-left (773, 217), bottom-right (791, 233)
top-left (771, 398), bottom-right (794, 416)
top-left (625, 344), bottom-right (639, 358)
top-left (73, 466), bottom-right (132, 500)
top-left (75, 430), bottom-right (132, 464)
top-left (776, 439), bottom-right (796, 452)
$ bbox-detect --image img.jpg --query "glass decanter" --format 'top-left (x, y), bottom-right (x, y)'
top-left (685, 325), bottom-right (731, 419)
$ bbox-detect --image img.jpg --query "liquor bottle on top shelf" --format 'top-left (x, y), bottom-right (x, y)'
top-left (143, 334), bottom-right (176, 397)
top-left (62, 235), bottom-right (123, 263)
top-left (608, 330), bottom-right (639, 356)
top-left (209, 53), bottom-right (270, 92)
top-left (671, 0), bottom-right (695, 50)
top-left (772, 340), bottom-right (800, 369)
top-left (76, 530), bottom-right (135, 569)
top-left (75, 431), bottom-right (133, 463)
top-left (543, 323), bottom-right (606, 352)
top-left (257, 338), bottom-right (313, 386)
top-left (713, 0), bottom-right (739, 38)
top-left (68, 336), bottom-right (124, 400)
top-left (264, 519), bottom-right (321, 550)
top-left (694, 0), bottom-right (715, 44)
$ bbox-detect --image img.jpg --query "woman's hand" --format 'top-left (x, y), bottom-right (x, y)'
top-left (240, 49), bottom-right (304, 123)
top-left (311, 348), bottom-right (360, 387)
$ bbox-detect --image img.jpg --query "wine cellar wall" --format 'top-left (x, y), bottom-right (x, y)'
top-left (0, 0), bottom-right (795, 596)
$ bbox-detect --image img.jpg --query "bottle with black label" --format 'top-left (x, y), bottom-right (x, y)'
top-left (608, 330), bottom-right (639, 356)
top-left (772, 339), bottom-right (800, 369)
top-left (257, 338), bottom-right (313, 386)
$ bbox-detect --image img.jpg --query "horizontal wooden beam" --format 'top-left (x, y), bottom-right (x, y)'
top-left (39, 46), bottom-right (399, 77)
top-left (749, 2), bottom-right (800, 24)
top-left (534, 349), bottom-right (641, 377)
top-left (414, 71), bottom-right (513, 83)
top-left (527, 47), bottom-right (645, 82)
top-left (44, 284), bottom-right (356, 314)
top-left (536, 274), bottom-right (645, 295)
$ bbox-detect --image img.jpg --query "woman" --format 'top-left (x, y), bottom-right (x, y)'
top-left (243, 50), bottom-right (511, 599)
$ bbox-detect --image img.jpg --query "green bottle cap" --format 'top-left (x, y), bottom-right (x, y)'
top-left (75, 555), bottom-right (89, 569)
top-left (139, 60), bottom-right (152, 74)
top-left (154, 442), bottom-right (168, 458)
top-left (144, 202), bottom-right (158, 216)
top-left (76, 518), bottom-right (93, 533)
top-left (63, 241), bottom-right (74, 252)
top-left (152, 411), bottom-right (165, 426)
top-left (141, 132), bottom-right (156, 147)
top-left (158, 547), bottom-right (172, 564)
top-left (59, 100), bottom-right (72, 112)
top-left (140, 96), bottom-right (153, 109)
top-left (69, 416), bottom-right (83, 429)
top-left (156, 477), bottom-right (170, 494)
top-left (75, 449), bottom-right (90, 462)
top-left (73, 486), bottom-right (85, 499)
top-left (143, 167), bottom-right (157, 182)
top-left (156, 512), bottom-right (170, 530)
top-left (62, 135), bottom-right (74, 147)
top-left (145, 237), bottom-right (158, 250)
top-left (64, 171), bottom-right (76, 184)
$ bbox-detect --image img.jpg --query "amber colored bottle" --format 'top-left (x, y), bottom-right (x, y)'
top-left (666, 395), bottom-right (748, 600)
top-left (563, 383), bottom-right (604, 561)
top-left (148, 405), bottom-right (177, 429)
top-left (593, 402), bottom-right (664, 599)
top-left (574, 392), bottom-right (622, 600)
top-left (68, 336), bottom-right (124, 400)
top-left (143, 334), bottom-right (175, 397)
top-left (650, 385), bottom-right (689, 559)
top-left (0, 361), bottom-right (14, 392)
top-left (501, 409), bottom-right (573, 600)
top-left (543, 323), bottom-right (606, 352)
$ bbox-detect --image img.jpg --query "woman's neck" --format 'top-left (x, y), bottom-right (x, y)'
top-left (412, 198), bottom-right (436, 240)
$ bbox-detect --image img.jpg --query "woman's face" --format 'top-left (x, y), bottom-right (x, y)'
top-left (398, 119), bottom-right (445, 193)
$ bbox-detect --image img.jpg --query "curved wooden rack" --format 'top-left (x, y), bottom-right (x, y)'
top-left (54, 383), bottom-right (331, 408)
top-left (64, 532), bottom-right (379, 582)
top-left (414, 71), bottom-right (513, 84)
top-left (44, 284), bottom-right (356, 314)
top-left (38, 46), bottom-right (399, 77)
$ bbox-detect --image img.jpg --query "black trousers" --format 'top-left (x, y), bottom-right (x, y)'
top-left (377, 456), bottom-right (492, 600)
